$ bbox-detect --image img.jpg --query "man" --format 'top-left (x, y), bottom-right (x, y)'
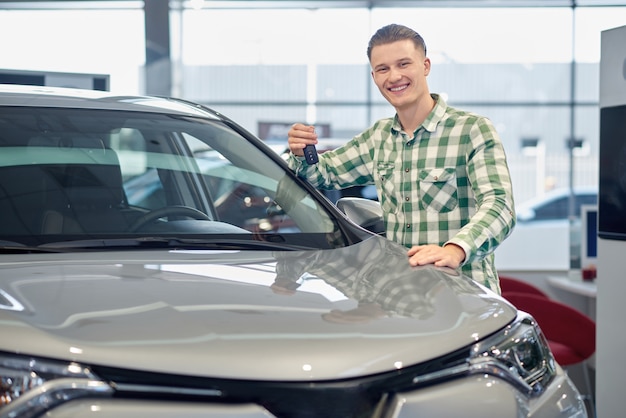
top-left (287, 24), bottom-right (515, 293)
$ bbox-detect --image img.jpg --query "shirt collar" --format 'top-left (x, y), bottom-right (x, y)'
top-left (391, 93), bottom-right (446, 135)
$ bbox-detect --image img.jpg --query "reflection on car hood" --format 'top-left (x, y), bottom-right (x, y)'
top-left (0, 236), bottom-right (515, 381)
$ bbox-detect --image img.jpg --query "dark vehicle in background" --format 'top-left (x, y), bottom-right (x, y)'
top-left (496, 187), bottom-right (598, 271)
top-left (514, 187), bottom-right (597, 223)
top-left (0, 85), bottom-right (588, 418)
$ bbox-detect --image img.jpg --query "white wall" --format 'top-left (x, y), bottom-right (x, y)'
top-left (596, 25), bottom-right (626, 418)
top-left (596, 239), bottom-right (626, 417)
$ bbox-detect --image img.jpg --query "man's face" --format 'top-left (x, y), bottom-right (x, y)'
top-left (370, 39), bottom-right (431, 111)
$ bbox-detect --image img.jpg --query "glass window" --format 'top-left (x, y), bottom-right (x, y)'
top-left (0, 6), bottom-right (145, 93)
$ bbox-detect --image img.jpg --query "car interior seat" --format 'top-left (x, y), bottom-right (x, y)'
top-left (41, 155), bottom-right (130, 234)
top-left (0, 135), bottom-right (131, 236)
top-left (44, 140), bottom-right (131, 234)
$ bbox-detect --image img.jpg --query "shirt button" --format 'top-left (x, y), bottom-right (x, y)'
top-left (406, 224), bottom-right (411, 229)
top-left (405, 168), bottom-right (410, 173)
top-left (433, 176), bottom-right (438, 180)
top-left (405, 197), bottom-right (410, 201)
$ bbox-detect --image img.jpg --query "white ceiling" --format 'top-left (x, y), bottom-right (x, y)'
top-left (1, 0), bottom-right (624, 9)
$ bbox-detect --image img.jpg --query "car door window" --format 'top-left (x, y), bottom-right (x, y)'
top-left (533, 197), bottom-right (568, 221)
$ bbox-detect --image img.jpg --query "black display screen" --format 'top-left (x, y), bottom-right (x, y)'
top-left (599, 104), bottom-right (626, 240)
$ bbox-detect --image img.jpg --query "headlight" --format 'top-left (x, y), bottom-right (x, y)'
top-left (0, 352), bottom-right (112, 418)
top-left (468, 312), bottom-right (557, 396)
top-left (412, 312), bottom-right (556, 397)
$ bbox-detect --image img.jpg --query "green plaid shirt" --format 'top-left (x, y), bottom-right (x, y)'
top-left (288, 94), bottom-right (516, 292)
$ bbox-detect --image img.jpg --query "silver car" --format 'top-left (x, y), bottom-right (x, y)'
top-left (0, 84), bottom-right (587, 418)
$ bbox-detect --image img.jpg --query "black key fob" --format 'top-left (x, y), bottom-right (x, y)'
top-left (303, 144), bottom-right (319, 164)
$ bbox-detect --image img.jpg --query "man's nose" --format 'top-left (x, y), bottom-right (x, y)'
top-left (388, 67), bottom-right (402, 81)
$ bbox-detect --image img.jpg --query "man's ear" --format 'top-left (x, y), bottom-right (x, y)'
top-left (424, 57), bottom-right (431, 76)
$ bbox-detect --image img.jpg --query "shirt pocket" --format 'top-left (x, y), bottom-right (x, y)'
top-left (376, 162), bottom-right (398, 214)
top-left (418, 168), bottom-right (459, 213)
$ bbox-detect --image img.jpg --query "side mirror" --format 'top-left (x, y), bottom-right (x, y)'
top-left (335, 197), bottom-right (385, 235)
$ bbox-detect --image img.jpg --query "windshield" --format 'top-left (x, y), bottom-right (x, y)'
top-left (0, 107), bottom-right (348, 250)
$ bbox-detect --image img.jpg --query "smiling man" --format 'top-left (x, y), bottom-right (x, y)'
top-left (287, 24), bottom-right (516, 293)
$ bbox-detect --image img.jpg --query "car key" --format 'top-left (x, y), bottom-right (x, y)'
top-left (303, 144), bottom-right (319, 164)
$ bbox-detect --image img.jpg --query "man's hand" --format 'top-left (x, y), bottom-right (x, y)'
top-left (288, 123), bottom-right (317, 157)
top-left (407, 243), bottom-right (465, 269)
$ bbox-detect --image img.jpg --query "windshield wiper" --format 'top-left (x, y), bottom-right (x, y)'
top-left (0, 241), bottom-right (67, 254)
top-left (39, 237), bottom-right (312, 252)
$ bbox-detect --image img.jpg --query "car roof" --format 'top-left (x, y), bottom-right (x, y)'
top-left (0, 84), bottom-right (220, 119)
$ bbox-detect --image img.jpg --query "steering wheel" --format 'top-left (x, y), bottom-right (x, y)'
top-left (130, 205), bottom-right (211, 232)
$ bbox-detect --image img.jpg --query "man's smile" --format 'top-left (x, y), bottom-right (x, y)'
top-left (389, 84), bottom-right (409, 92)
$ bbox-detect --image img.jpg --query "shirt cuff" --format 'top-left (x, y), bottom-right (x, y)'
top-left (444, 239), bottom-right (470, 266)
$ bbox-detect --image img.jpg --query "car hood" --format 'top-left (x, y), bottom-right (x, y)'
top-left (0, 236), bottom-right (515, 381)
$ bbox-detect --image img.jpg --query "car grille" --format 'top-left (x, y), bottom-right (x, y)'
top-left (92, 348), bottom-right (469, 418)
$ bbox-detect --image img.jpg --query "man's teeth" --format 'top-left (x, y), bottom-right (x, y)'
top-left (390, 85), bottom-right (408, 92)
